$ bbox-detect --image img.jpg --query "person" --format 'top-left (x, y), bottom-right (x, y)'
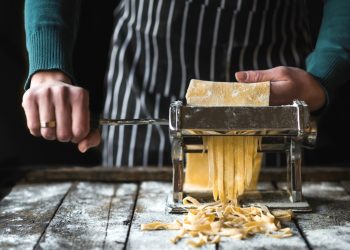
top-left (22, 0), bottom-right (350, 167)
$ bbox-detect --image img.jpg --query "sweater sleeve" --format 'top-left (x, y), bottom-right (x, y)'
top-left (306, 0), bottom-right (350, 101)
top-left (24, 0), bottom-right (81, 90)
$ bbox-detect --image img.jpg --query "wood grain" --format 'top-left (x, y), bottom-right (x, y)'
top-left (341, 181), bottom-right (350, 194)
top-left (104, 183), bottom-right (138, 249)
top-left (22, 166), bottom-right (172, 182)
top-left (0, 183), bottom-right (72, 249)
top-left (218, 221), bottom-right (308, 250)
top-left (2, 179), bottom-right (350, 249)
top-left (287, 182), bottom-right (350, 250)
top-left (7, 166), bottom-right (350, 183)
top-left (218, 181), bottom-right (308, 250)
top-left (36, 182), bottom-right (137, 250)
top-left (126, 182), bottom-right (214, 250)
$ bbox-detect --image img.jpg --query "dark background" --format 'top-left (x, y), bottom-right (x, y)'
top-left (0, 0), bottom-right (117, 169)
top-left (0, 0), bottom-right (349, 170)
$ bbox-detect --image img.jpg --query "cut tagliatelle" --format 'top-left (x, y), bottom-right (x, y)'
top-left (141, 197), bottom-right (293, 247)
top-left (203, 136), bottom-right (262, 203)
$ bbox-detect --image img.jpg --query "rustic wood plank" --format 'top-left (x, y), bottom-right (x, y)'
top-left (218, 181), bottom-right (308, 250)
top-left (104, 183), bottom-right (138, 249)
top-left (218, 222), bottom-right (308, 250)
top-left (285, 182), bottom-right (350, 249)
top-left (36, 182), bottom-right (137, 250)
top-left (22, 167), bottom-right (172, 182)
top-left (126, 181), bottom-right (215, 250)
top-left (2, 166), bottom-right (349, 183)
top-left (0, 183), bottom-right (72, 249)
top-left (241, 167), bottom-right (350, 182)
top-left (341, 181), bottom-right (350, 194)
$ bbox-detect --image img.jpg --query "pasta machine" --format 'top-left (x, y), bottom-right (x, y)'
top-left (96, 99), bottom-right (316, 212)
top-left (167, 100), bottom-right (316, 213)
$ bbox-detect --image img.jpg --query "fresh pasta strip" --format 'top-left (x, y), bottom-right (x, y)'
top-left (141, 220), bottom-right (182, 230)
top-left (271, 209), bottom-right (294, 222)
top-left (141, 197), bottom-right (293, 247)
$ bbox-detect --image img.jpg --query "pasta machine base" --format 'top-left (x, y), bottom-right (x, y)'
top-left (166, 190), bottom-right (311, 214)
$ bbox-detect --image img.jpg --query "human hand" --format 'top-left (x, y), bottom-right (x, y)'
top-left (235, 66), bottom-right (326, 112)
top-left (22, 71), bottom-right (101, 153)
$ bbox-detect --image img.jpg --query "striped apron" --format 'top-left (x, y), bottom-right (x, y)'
top-left (102, 0), bottom-right (313, 167)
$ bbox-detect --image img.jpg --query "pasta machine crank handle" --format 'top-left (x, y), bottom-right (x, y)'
top-left (98, 118), bottom-right (169, 126)
top-left (90, 114), bottom-right (169, 129)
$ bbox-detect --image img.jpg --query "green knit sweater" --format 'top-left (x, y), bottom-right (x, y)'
top-left (24, 0), bottom-right (350, 106)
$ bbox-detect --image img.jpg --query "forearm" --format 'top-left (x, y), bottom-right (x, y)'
top-left (24, 0), bottom-right (82, 89)
top-left (306, 0), bottom-right (350, 96)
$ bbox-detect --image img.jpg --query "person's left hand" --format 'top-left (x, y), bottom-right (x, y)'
top-left (235, 66), bottom-right (326, 112)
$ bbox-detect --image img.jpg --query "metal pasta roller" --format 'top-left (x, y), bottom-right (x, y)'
top-left (167, 100), bottom-right (316, 213)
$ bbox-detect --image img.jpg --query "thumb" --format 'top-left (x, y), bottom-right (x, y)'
top-left (78, 129), bottom-right (101, 153)
top-left (235, 69), bottom-right (277, 83)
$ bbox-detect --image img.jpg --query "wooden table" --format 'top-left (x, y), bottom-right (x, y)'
top-left (1, 167), bottom-right (350, 249)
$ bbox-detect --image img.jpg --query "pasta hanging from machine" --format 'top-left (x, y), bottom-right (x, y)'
top-left (204, 136), bottom-right (262, 203)
top-left (185, 80), bottom-right (270, 203)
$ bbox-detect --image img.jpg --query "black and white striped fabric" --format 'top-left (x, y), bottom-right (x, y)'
top-left (102, 0), bottom-right (312, 167)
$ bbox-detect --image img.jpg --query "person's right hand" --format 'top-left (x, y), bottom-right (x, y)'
top-left (22, 71), bottom-right (101, 152)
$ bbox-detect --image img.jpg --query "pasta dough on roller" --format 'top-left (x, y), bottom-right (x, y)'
top-left (185, 79), bottom-right (270, 203)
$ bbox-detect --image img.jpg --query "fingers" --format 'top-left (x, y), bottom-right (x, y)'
top-left (71, 88), bottom-right (90, 143)
top-left (37, 90), bottom-right (56, 140)
top-left (22, 72), bottom-right (91, 147)
top-left (54, 86), bottom-right (72, 142)
top-left (235, 66), bottom-right (297, 106)
top-left (269, 81), bottom-right (295, 106)
top-left (262, 66), bottom-right (326, 110)
top-left (235, 69), bottom-right (275, 83)
top-left (22, 92), bottom-right (41, 136)
top-left (235, 66), bottom-right (290, 83)
top-left (78, 129), bottom-right (101, 153)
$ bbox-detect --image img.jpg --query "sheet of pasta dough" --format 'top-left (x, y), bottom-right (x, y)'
top-left (186, 79), bottom-right (270, 107)
top-left (184, 79), bottom-right (270, 202)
